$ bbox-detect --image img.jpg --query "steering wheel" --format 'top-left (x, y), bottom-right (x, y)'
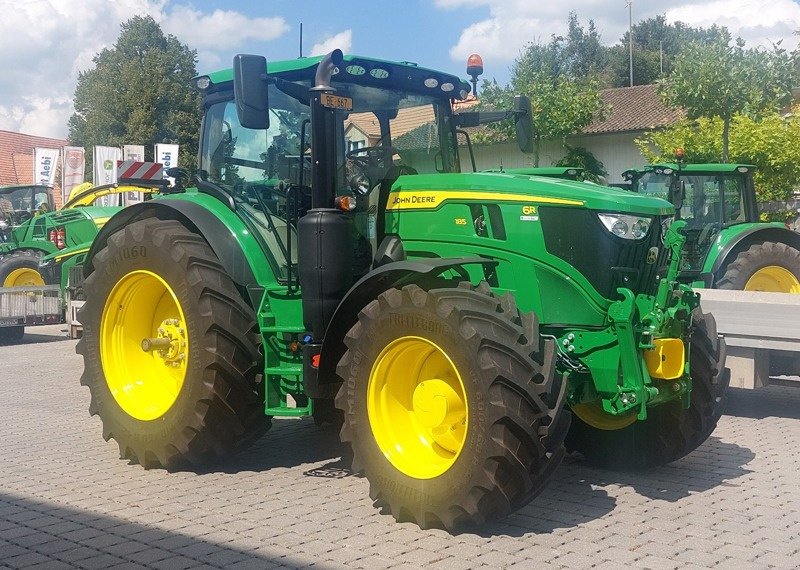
top-left (346, 145), bottom-right (399, 168)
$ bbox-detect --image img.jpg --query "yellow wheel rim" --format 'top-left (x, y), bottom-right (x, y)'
top-left (744, 266), bottom-right (800, 293)
top-left (571, 402), bottom-right (637, 431)
top-left (3, 267), bottom-right (44, 287)
top-left (100, 270), bottom-right (189, 421)
top-left (367, 336), bottom-right (468, 479)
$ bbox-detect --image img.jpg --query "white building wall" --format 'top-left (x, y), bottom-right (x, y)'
top-left (461, 131), bottom-right (649, 184)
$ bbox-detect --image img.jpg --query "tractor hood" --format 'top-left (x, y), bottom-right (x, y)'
top-left (46, 206), bottom-right (119, 229)
top-left (388, 172), bottom-right (675, 216)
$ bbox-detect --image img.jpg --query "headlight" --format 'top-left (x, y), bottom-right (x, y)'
top-left (598, 213), bottom-right (652, 240)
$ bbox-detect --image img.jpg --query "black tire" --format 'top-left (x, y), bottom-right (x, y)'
top-left (716, 241), bottom-right (800, 292)
top-left (565, 309), bottom-right (729, 470)
top-left (0, 250), bottom-right (43, 287)
top-left (335, 282), bottom-right (569, 531)
top-left (76, 218), bottom-right (270, 469)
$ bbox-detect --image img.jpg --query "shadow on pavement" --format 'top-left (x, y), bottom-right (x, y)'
top-left (177, 417), bottom-right (756, 538)
top-left (576, 436), bottom-right (755, 503)
top-left (0, 492), bottom-right (293, 569)
top-left (194, 418), bottom-right (349, 475)
top-left (724, 385), bottom-right (800, 420)
top-left (0, 329), bottom-right (70, 346)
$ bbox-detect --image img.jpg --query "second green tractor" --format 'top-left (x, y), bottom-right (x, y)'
top-left (76, 51), bottom-right (728, 530)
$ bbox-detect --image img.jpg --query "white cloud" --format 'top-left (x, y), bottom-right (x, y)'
top-left (442, 0), bottom-right (800, 71)
top-left (310, 30), bottom-right (353, 57)
top-left (666, 0), bottom-right (800, 49)
top-left (0, 0), bottom-right (290, 140)
top-left (161, 7), bottom-right (289, 50)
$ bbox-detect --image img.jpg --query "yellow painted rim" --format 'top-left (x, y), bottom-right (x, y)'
top-left (571, 402), bottom-right (637, 431)
top-left (100, 270), bottom-right (189, 421)
top-left (367, 336), bottom-right (468, 479)
top-left (744, 266), bottom-right (800, 294)
top-left (3, 267), bottom-right (45, 287)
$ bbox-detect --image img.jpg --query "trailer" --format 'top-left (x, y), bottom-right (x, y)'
top-left (698, 289), bottom-right (800, 388)
top-left (0, 284), bottom-right (62, 342)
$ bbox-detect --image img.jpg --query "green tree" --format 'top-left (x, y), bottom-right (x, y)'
top-left (555, 145), bottom-right (608, 183)
top-left (659, 37), bottom-right (795, 161)
top-left (478, 36), bottom-right (606, 166)
top-left (68, 16), bottom-right (201, 174)
top-left (563, 12), bottom-right (607, 81)
top-left (636, 108), bottom-right (800, 203)
top-left (607, 16), bottom-right (729, 87)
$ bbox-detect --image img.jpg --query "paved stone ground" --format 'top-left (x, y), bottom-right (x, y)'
top-left (1, 324), bottom-right (799, 569)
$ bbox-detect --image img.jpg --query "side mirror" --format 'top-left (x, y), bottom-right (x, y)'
top-left (514, 95), bottom-right (533, 154)
top-left (233, 54), bottom-right (269, 129)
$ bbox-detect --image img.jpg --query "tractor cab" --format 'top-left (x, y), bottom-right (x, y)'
top-left (196, 52), bottom-right (529, 281)
top-left (0, 185), bottom-right (53, 242)
top-left (625, 163), bottom-right (758, 274)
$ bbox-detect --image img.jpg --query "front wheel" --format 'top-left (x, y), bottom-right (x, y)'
top-left (76, 218), bottom-right (270, 469)
top-left (335, 282), bottom-right (569, 531)
top-left (565, 309), bottom-right (729, 470)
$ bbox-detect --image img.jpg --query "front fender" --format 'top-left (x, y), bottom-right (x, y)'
top-left (313, 256), bottom-right (495, 397)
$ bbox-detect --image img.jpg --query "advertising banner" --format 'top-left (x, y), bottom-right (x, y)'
top-left (93, 146), bottom-right (122, 207)
top-left (155, 143), bottom-right (179, 185)
top-left (122, 145), bottom-right (147, 205)
top-left (33, 147), bottom-right (60, 186)
top-left (62, 146), bottom-right (85, 204)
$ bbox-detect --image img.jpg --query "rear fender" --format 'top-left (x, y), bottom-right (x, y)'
top-left (84, 200), bottom-right (263, 306)
top-left (709, 226), bottom-right (800, 282)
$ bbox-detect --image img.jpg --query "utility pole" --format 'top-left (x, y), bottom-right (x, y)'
top-left (627, 1), bottom-right (633, 87)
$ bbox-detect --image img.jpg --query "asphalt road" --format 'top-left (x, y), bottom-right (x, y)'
top-left (1, 324), bottom-right (799, 569)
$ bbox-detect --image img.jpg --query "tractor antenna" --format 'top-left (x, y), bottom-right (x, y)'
top-left (299, 22), bottom-right (303, 57)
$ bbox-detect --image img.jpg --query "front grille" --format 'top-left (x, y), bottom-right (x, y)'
top-left (539, 207), bottom-right (670, 299)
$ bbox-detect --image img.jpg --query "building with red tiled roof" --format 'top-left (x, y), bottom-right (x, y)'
top-left (0, 130), bottom-right (67, 208)
top-left (584, 84), bottom-right (684, 135)
top-left (463, 83), bottom-right (683, 183)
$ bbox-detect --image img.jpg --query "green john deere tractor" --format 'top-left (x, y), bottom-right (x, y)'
top-left (76, 50), bottom-right (727, 530)
top-left (623, 162), bottom-right (800, 294)
top-left (0, 182), bottom-right (158, 292)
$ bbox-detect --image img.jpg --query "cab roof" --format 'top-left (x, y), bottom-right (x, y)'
top-left (201, 54), bottom-right (472, 101)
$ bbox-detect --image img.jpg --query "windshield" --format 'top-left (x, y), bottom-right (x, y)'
top-left (200, 82), bottom-right (457, 280)
top-left (637, 172), bottom-right (747, 228)
top-left (0, 186), bottom-right (51, 233)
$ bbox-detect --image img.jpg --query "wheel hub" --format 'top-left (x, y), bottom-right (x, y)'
top-left (100, 270), bottom-right (189, 421)
top-left (367, 336), bottom-right (468, 479)
top-left (411, 379), bottom-right (466, 453)
top-left (142, 318), bottom-right (187, 366)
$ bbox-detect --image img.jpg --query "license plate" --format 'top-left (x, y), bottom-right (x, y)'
top-left (321, 93), bottom-right (352, 111)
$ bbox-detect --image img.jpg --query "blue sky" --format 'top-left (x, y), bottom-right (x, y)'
top-left (185, 1), bottom-right (498, 79)
top-left (1, 0), bottom-right (798, 139)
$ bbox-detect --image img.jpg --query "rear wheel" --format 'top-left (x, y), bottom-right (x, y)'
top-left (335, 282), bottom-right (569, 530)
top-left (565, 309), bottom-right (729, 470)
top-left (76, 218), bottom-right (269, 469)
top-left (0, 250), bottom-right (45, 287)
top-left (717, 241), bottom-right (800, 294)
top-left (0, 250), bottom-right (44, 341)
